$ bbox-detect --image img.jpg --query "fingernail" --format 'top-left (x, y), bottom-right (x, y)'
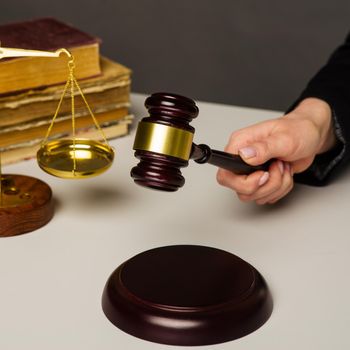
top-left (239, 147), bottom-right (257, 159)
top-left (258, 172), bottom-right (269, 186)
top-left (285, 162), bottom-right (291, 174)
top-left (278, 161), bottom-right (284, 174)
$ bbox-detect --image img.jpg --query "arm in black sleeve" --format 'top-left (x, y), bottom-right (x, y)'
top-left (288, 33), bottom-right (350, 186)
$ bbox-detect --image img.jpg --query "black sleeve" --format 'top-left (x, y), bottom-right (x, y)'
top-left (288, 33), bottom-right (350, 186)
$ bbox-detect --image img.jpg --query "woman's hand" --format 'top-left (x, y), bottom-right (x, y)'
top-left (216, 98), bottom-right (337, 204)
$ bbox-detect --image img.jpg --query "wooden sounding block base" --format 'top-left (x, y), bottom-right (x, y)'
top-left (0, 174), bottom-right (54, 237)
top-left (102, 245), bottom-right (273, 346)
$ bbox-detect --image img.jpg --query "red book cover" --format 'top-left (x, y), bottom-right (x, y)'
top-left (0, 17), bottom-right (100, 51)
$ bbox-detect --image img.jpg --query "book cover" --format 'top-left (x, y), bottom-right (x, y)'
top-left (0, 17), bottom-right (101, 94)
top-left (0, 17), bottom-right (100, 52)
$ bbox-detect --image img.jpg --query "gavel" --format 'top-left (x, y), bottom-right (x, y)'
top-left (131, 93), bottom-right (270, 191)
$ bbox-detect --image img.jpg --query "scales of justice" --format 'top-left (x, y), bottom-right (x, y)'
top-left (0, 45), bottom-right (114, 237)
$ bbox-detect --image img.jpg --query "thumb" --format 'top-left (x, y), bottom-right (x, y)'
top-left (238, 134), bottom-right (293, 166)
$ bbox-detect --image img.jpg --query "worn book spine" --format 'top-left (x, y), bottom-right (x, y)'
top-left (0, 57), bottom-right (131, 127)
top-left (1, 116), bottom-right (133, 165)
top-left (0, 85), bottom-right (130, 128)
top-left (0, 108), bottom-right (131, 148)
top-left (0, 57), bottom-right (131, 104)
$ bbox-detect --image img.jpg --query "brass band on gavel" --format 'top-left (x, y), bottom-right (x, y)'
top-left (133, 122), bottom-right (194, 161)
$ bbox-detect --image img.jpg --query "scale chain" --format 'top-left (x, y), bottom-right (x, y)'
top-left (69, 62), bottom-right (77, 175)
top-left (40, 55), bottom-right (111, 178)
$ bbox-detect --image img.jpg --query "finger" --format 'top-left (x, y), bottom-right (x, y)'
top-left (256, 162), bottom-right (294, 204)
top-left (266, 162), bottom-right (294, 203)
top-left (216, 168), bottom-right (269, 196)
top-left (238, 133), bottom-right (295, 166)
top-left (237, 160), bottom-right (284, 202)
top-left (259, 181), bottom-right (294, 205)
top-left (266, 181), bottom-right (294, 204)
top-left (224, 119), bottom-right (278, 154)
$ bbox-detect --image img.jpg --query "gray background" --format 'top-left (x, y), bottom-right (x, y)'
top-left (1, 0), bottom-right (350, 110)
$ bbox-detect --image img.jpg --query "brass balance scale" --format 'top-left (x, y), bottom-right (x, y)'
top-left (0, 45), bottom-right (114, 237)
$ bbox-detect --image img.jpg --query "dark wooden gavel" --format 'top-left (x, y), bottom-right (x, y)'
top-left (131, 93), bottom-right (270, 191)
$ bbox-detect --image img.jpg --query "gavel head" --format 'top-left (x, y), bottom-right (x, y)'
top-left (131, 92), bottom-right (199, 191)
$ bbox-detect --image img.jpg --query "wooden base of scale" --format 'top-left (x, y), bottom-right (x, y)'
top-left (0, 174), bottom-right (54, 237)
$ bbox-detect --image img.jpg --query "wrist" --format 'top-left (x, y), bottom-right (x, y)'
top-left (288, 98), bottom-right (337, 154)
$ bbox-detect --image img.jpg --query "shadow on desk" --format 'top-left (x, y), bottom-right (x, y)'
top-left (55, 184), bottom-right (136, 214)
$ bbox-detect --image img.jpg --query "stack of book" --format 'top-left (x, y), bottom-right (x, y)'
top-left (0, 17), bottom-right (132, 165)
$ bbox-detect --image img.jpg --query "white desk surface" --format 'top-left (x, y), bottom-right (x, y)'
top-left (1, 93), bottom-right (349, 349)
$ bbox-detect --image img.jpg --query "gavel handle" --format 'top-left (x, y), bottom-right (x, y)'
top-left (191, 144), bottom-right (271, 175)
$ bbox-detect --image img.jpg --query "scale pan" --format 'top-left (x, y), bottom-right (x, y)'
top-left (37, 138), bottom-right (114, 179)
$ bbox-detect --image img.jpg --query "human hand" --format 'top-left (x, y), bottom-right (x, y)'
top-left (216, 98), bottom-right (337, 204)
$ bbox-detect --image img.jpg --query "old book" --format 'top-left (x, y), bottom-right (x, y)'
top-left (0, 57), bottom-right (131, 127)
top-left (0, 107), bottom-right (130, 148)
top-left (0, 17), bottom-right (101, 95)
top-left (1, 116), bottom-right (132, 165)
